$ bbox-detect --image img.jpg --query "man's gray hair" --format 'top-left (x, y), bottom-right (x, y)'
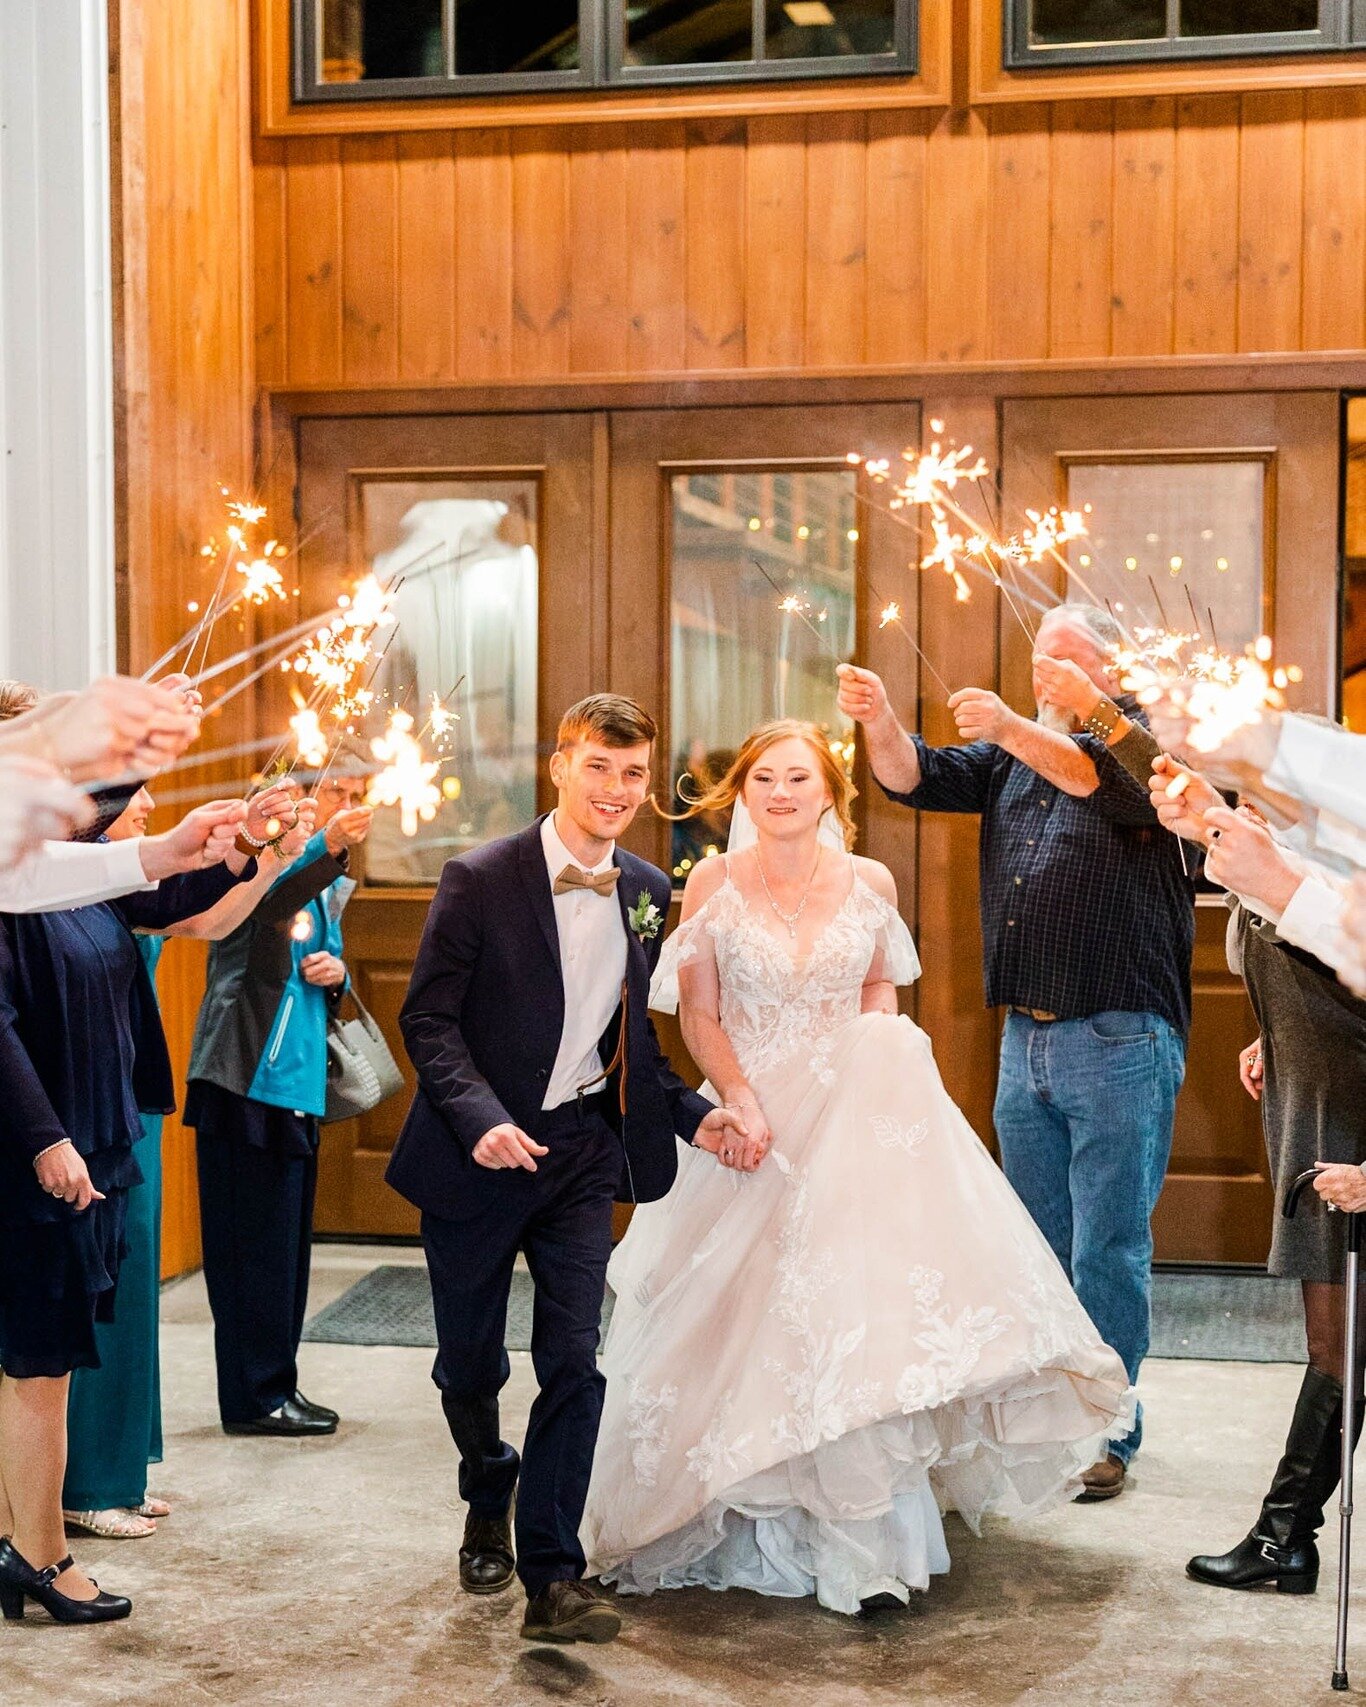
top-left (1041, 601), bottom-right (1123, 654)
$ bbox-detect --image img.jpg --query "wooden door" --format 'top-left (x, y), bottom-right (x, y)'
top-left (1001, 391), bottom-right (1340, 1263)
top-left (294, 412), bottom-right (603, 1236)
top-left (601, 404), bottom-right (1010, 1126)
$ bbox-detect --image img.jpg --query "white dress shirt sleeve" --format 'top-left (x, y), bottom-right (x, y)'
top-left (1272, 873), bottom-right (1352, 974)
top-left (1265, 716), bottom-right (1366, 841)
top-left (0, 838), bottom-right (157, 913)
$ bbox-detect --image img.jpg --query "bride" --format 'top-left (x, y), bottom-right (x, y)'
top-left (581, 718), bottom-right (1133, 1615)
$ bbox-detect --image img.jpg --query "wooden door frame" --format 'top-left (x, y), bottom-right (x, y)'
top-left (290, 409), bottom-right (605, 1234)
top-left (262, 365), bottom-right (1347, 1260)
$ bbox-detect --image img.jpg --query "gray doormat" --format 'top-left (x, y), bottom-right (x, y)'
top-left (302, 1265), bottom-right (615, 1352)
top-left (304, 1263), bottom-right (1307, 1363)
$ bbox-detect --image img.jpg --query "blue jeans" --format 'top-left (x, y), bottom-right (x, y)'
top-left (994, 1009), bottom-right (1186, 1465)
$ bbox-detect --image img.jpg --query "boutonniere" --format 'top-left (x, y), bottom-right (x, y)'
top-left (628, 890), bottom-right (663, 942)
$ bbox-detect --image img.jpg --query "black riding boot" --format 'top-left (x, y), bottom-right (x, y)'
top-left (1188, 1366), bottom-right (1360, 1594)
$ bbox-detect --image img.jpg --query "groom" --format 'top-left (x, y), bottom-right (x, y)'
top-left (387, 694), bottom-right (743, 1644)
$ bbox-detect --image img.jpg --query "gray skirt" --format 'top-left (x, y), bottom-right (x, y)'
top-left (1237, 908), bottom-right (1366, 1283)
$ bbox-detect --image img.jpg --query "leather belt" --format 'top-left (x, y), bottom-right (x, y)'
top-left (1011, 1005), bottom-right (1060, 1023)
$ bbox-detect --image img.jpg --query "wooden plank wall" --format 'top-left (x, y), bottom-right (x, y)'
top-left (255, 91), bottom-right (1366, 387)
top-left (115, 0), bottom-right (256, 1278)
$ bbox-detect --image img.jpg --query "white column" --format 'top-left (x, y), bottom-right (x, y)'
top-left (0, 0), bottom-right (116, 690)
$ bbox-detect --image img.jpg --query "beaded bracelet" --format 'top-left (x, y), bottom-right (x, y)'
top-left (32, 1139), bottom-right (73, 1167)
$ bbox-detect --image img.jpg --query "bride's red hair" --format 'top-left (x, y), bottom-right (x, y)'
top-left (667, 719), bottom-right (858, 850)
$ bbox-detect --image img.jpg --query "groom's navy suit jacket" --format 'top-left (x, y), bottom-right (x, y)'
top-left (387, 817), bottom-right (713, 1216)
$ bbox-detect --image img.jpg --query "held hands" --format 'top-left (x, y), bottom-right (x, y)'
top-left (325, 806), bottom-right (373, 857)
top-left (301, 952), bottom-right (346, 989)
top-left (472, 1122), bottom-right (550, 1172)
top-left (1239, 1036), bottom-right (1264, 1102)
top-left (33, 1142), bottom-right (104, 1211)
top-left (946, 688), bottom-right (1016, 746)
top-left (695, 1101), bottom-right (770, 1172)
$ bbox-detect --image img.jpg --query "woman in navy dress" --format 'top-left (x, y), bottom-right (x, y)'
top-left (0, 784), bottom-right (281, 1627)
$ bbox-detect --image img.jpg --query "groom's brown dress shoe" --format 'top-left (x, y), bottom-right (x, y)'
top-left (1075, 1453), bottom-right (1126, 1502)
top-left (460, 1506), bottom-right (515, 1595)
top-left (520, 1579), bottom-right (622, 1644)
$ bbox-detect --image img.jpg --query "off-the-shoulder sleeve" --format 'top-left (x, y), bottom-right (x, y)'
top-left (871, 897), bottom-right (921, 986)
top-left (649, 899), bottom-right (719, 1014)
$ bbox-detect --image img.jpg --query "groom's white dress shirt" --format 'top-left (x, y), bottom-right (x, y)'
top-left (0, 837), bottom-right (157, 914)
top-left (541, 812), bottom-right (628, 1111)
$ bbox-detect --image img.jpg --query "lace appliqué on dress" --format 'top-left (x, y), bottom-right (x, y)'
top-left (626, 1377), bottom-right (679, 1489)
top-left (650, 874), bottom-right (921, 1086)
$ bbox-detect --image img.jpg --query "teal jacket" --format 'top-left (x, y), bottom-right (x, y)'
top-left (188, 831), bottom-right (351, 1118)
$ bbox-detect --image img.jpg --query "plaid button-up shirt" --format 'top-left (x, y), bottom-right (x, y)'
top-left (887, 707), bottom-right (1196, 1036)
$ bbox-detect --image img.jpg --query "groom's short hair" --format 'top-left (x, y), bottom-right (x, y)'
top-left (557, 694), bottom-right (657, 753)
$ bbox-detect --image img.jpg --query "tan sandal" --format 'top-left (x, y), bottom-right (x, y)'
top-left (135, 1496), bottom-right (171, 1519)
top-left (62, 1508), bottom-right (157, 1540)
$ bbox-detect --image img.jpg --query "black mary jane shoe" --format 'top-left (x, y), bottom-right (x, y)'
top-left (460, 1505), bottom-right (515, 1596)
top-left (222, 1395), bottom-right (337, 1437)
top-left (0, 1538), bottom-right (132, 1625)
top-left (292, 1390), bottom-right (340, 1427)
top-left (1186, 1532), bottom-right (1319, 1595)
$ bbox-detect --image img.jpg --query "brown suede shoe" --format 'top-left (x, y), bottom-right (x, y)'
top-left (1075, 1453), bottom-right (1127, 1502)
top-left (520, 1579), bottom-right (622, 1644)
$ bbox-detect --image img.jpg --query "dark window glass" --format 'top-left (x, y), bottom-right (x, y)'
top-left (1179, 0), bottom-right (1317, 31)
top-left (1028, 0), bottom-right (1166, 43)
top-left (625, 1), bottom-right (755, 64)
top-left (764, 0), bottom-right (896, 56)
top-left (320, 0), bottom-right (446, 82)
top-left (454, 0), bottom-right (582, 72)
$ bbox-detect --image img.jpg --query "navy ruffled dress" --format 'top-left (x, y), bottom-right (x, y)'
top-left (0, 863), bottom-right (251, 1378)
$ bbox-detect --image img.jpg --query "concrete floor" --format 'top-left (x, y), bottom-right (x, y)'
top-left (2, 1244), bottom-right (1356, 1707)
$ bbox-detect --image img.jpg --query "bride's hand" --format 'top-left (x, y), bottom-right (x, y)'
top-left (698, 1101), bottom-right (771, 1172)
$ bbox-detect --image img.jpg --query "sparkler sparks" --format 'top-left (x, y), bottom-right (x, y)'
top-left (238, 557), bottom-right (288, 605)
top-left (289, 705), bottom-right (327, 768)
top-left (1120, 628), bottom-right (1305, 758)
top-left (367, 709), bottom-right (442, 837)
top-left (878, 602), bottom-right (901, 629)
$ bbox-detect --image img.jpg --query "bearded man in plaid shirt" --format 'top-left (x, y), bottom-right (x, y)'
top-left (838, 603), bottom-right (1194, 1503)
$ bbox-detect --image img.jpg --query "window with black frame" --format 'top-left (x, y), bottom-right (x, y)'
top-left (299, 0), bottom-right (915, 98)
top-left (1005, 0), bottom-right (1365, 65)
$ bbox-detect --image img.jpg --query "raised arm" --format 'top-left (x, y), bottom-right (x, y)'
top-left (836, 665), bottom-right (922, 796)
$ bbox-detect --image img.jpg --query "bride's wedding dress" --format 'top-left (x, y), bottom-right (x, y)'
top-left (581, 858), bottom-right (1134, 1614)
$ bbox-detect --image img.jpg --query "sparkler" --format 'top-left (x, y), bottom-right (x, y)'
top-left (366, 709), bottom-right (442, 837)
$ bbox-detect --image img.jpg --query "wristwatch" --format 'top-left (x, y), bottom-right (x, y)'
top-left (1081, 697), bottom-right (1123, 742)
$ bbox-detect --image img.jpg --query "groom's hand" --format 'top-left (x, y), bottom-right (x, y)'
top-left (697, 1105), bottom-right (768, 1172)
top-left (472, 1123), bottom-right (549, 1171)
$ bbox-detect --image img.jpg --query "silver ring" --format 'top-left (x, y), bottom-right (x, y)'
top-left (1329, 1202), bottom-right (1340, 1213)
top-left (50, 1188), bottom-right (64, 1198)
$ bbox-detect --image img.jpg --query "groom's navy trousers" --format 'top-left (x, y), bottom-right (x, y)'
top-left (421, 1093), bottom-right (622, 1596)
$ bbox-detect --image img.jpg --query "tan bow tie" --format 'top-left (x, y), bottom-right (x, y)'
top-left (553, 863), bottom-right (620, 899)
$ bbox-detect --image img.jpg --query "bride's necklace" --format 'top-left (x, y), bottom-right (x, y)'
top-left (755, 845), bottom-right (822, 941)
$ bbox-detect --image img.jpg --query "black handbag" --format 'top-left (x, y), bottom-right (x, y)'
top-left (323, 989), bottom-right (405, 1123)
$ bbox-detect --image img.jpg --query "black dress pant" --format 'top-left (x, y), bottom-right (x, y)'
top-left (421, 1099), bottom-right (620, 1596)
top-left (196, 1127), bottom-right (318, 1426)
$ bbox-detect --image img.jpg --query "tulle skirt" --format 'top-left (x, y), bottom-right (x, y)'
top-left (582, 1012), bottom-right (1134, 1614)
